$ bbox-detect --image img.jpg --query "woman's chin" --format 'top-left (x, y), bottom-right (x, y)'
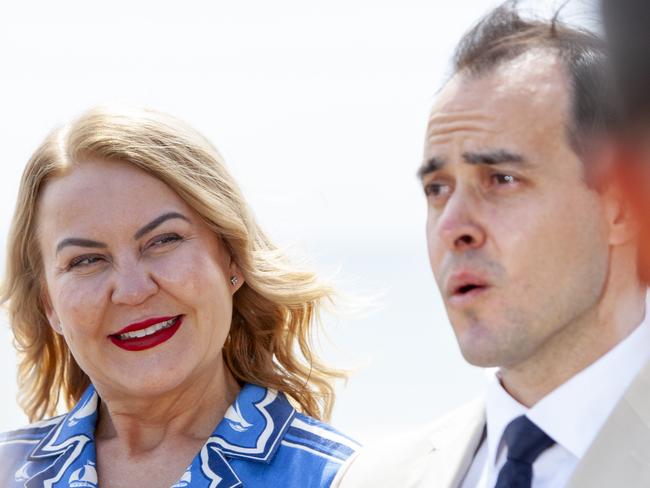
top-left (95, 352), bottom-right (223, 401)
top-left (93, 362), bottom-right (195, 400)
top-left (111, 374), bottom-right (193, 400)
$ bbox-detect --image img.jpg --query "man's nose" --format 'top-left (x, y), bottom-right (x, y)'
top-left (436, 191), bottom-right (486, 252)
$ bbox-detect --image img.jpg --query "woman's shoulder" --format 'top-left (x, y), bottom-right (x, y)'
top-left (0, 415), bottom-right (67, 483)
top-left (0, 414), bottom-right (66, 446)
top-left (266, 411), bottom-right (361, 488)
top-left (282, 412), bottom-right (361, 463)
top-left (220, 384), bottom-right (360, 487)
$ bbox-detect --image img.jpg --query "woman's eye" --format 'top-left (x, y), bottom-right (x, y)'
top-left (68, 255), bottom-right (103, 270)
top-left (147, 233), bottom-right (182, 249)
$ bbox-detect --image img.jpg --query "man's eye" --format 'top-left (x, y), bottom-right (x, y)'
top-left (424, 182), bottom-right (452, 198)
top-left (68, 255), bottom-right (103, 270)
top-left (491, 173), bottom-right (519, 185)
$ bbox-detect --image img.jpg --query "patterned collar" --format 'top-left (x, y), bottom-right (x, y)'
top-left (23, 383), bottom-right (296, 488)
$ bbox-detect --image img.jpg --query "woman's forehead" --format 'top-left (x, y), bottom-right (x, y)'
top-left (44, 159), bottom-right (182, 203)
top-left (36, 160), bottom-right (193, 243)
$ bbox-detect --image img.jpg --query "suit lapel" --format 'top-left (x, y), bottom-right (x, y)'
top-left (567, 359), bottom-right (650, 488)
top-left (418, 398), bottom-right (486, 488)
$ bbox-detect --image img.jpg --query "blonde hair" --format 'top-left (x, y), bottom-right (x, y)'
top-left (2, 106), bottom-right (345, 422)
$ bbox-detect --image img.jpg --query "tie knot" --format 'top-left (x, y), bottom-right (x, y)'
top-left (502, 415), bottom-right (555, 464)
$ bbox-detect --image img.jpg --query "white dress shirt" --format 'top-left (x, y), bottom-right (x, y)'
top-left (461, 311), bottom-right (650, 488)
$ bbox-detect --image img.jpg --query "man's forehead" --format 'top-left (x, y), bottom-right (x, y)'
top-left (429, 52), bottom-right (569, 121)
top-left (422, 52), bottom-right (576, 171)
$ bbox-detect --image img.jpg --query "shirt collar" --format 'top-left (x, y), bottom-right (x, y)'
top-left (29, 384), bottom-right (99, 461)
top-left (485, 300), bottom-right (650, 466)
top-left (207, 383), bottom-right (296, 462)
top-left (25, 386), bottom-right (99, 488)
top-left (25, 382), bottom-right (296, 487)
top-left (485, 369), bottom-right (526, 467)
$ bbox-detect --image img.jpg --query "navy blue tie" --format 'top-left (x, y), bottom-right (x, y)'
top-left (494, 415), bottom-right (556, 488)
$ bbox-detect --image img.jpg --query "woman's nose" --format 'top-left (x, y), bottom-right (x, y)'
top-left (110, 261), bottom-right (159, 306)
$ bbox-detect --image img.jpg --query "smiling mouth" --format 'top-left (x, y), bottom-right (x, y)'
top-left (115, 316), bottom-right (178, 340)
top-left (109, 315), bottom-right (184, 351)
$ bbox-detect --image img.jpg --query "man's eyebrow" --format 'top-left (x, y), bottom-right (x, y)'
top-left (462, 150), bottom-right (526, 166)
top-left (417, 157), bottom-right (446, 180)
top-left (133, 212), bottom-right (190, 240)
top-left (56, 238), bottom-right (107, 255)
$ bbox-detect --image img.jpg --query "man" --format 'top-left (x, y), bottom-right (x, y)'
top-left (341, 4), bottom-right (650, 488)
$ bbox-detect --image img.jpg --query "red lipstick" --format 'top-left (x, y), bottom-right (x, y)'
top-left (109, 315), bottom-right (183, 352)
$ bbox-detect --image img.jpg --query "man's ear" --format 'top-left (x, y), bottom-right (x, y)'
top-left (602, 182), bottom-right (639, 246)
top-left (591, 140), bottom-right (639, 246)
top-left (41, 293), bottom-right (63, 335)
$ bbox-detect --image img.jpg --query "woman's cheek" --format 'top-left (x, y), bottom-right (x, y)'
top-left (56, 275), bottom-right (109, 330)
top-left (153, 251), bottom-right (226, 296)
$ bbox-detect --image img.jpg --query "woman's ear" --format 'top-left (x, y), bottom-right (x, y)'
top-left (41, 293), bottom-right (63, 335)
top-left (228, 259), bottom-right (245, 295)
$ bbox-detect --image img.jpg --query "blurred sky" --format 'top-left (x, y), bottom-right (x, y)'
top-left (0, 0), bottom-right (597, 441)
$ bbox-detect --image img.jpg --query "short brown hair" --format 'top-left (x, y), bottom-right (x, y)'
top-left (452, 1), bottom-right (618, 167)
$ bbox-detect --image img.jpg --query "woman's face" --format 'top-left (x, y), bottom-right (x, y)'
top-left (37, 159), bottom-right (241, 398)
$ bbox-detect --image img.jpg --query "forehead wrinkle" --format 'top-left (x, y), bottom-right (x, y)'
top-left (425, 128), bottom-right (498, 148)
top-left (426, 112), bottom-right (497, 140)
top-left (427, 110), bottom-right (493, 126)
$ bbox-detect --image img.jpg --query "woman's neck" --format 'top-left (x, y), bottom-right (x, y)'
top-left (94, 358), bottom-right (240, 455)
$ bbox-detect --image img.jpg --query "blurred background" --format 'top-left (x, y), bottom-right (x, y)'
top-left (0, 0), bottom-right (597, 441)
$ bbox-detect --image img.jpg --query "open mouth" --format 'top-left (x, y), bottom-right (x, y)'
top-left (449, 283), bottom-right (490, 306)
top-left (455, 284), bottom-right (487, 296)
top-left (110, 315), bottom-right (184, 351)
top-left (446, 272), bottom-right (491, 306)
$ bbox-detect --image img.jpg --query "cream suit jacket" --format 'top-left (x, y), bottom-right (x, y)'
top-left (340, 358), bottom-right (650, 488)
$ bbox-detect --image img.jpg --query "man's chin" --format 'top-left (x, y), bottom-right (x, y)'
top-left (455, 330), bottom-right (514, 368)
top-left (460, 349), bottom-right (503, 368)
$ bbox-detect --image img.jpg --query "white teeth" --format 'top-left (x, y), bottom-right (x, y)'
top-left (118, 317), bottom-right (177, 340)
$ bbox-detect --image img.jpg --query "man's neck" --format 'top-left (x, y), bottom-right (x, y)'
top-left (499, 282), bottom-right (646, 408)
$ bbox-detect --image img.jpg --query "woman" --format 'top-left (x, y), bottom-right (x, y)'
top-left (0, 107), bottom-right (359, 487)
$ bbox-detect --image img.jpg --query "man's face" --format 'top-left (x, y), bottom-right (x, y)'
top-left (421, 54), bottom-right (612, 368)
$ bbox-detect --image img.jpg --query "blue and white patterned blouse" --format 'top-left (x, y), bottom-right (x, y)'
top-left (0, 383), bottom-right (360, 487)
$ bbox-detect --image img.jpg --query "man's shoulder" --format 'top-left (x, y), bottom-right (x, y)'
top-left (424, 396), bottom-right (485, 440)
top-left (337, 397), bottom-right (485, 488)
top-left (566, 357), bottom-right (650, 487)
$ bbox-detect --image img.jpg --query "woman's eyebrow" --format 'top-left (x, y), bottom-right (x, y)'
top-left (55, 212), bottom-right (190, 255)
top-left (56, 212), bottom-right (190, 254)
top-left (56, 238), bottom-right (107, 255)
top-left (133, 212), bottom-right (190, 240)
